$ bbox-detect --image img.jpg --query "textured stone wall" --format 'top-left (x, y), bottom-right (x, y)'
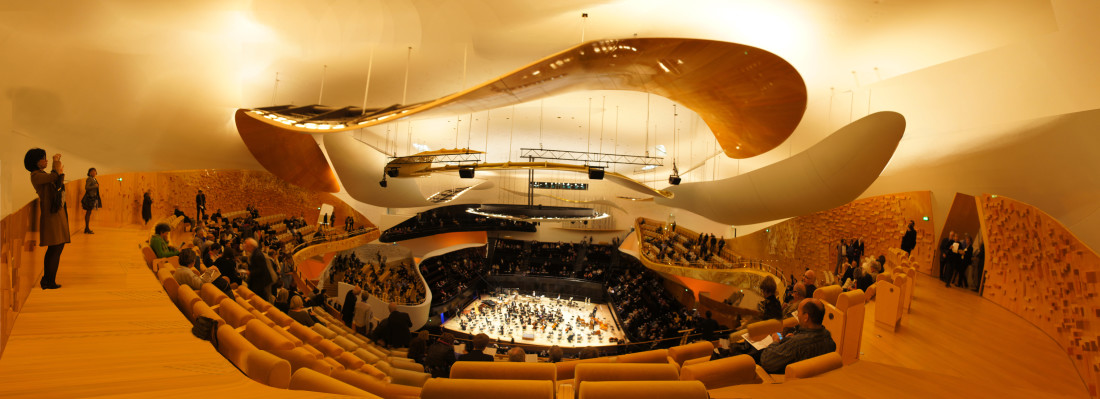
top-left (723, 191), bottom-right (936, 285)
top-left (978, 194), bottom-right (1100, 397)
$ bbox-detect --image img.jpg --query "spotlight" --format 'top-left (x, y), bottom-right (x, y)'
top-left (459, 166), bottom-right (475, 179)
top-left (386, 167), bottom-right (400, 178)
top-left (379, 179), bottom-right (388, 188)
top-left (587, 167), bottom-right (604, 180)
top-left (668, 176), bottom-right (681, 185)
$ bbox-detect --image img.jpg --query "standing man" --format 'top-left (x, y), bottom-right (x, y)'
top-left (195, 189), bottom-right (207, 222)
top-left (244, 238), bottom-right (274, 301)
top-left (939, 231), bottom-right (957, 285)
top-left (901, 220), bottom-right (917, 255)
top-left (385, 302), bottom-right (413, 348)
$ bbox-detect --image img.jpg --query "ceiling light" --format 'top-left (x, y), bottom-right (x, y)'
top-left (657, 61), bottom-right (670, 73)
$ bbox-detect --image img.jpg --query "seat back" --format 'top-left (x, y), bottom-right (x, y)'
top-left (785, 352), bottom-right (842, 381)
top-left (330, 369), bottom-right (422, 399)
top-left (835, 289), bottom-right (866, 365)
top-left (288, 367), bottom-right (378, 397)
top-left (218, 297), bottom-right (256, 328)
top-left (175, 285), bottom-right (202, 322)
top-left (554, 356), bottom-right (612, 381)
top-left (667, 342), bottom-right (714, 366)
top-left (574, 363), bottom-right (679, 392)
top-left (287, 322), bottom-right (324, 346)
top-left (140, 245), bottom-right (156, 268)
top-left (420, 378), bottom-right (553, 399)
top-left (812, 285), bottom-right (843, 306)
top-left (450, 361), bottom-right (557, 382)
top-left (269, 347), bottom-right (334, 375)
top-left (678, 354), bottom-right (760, 389)
top-left (615, 348), bottom-right (670, 364)
top-left (746, 319), bottom-right (782, 342)
top-left (199, 283), bottom-right (228, 306)
top-left (578, 381), bottom-right (707, 399)
top-left (820, 302), bottom-right (845, 351)
top-left (874, 280), bottom-right (904, 332)
top-left (242, 319), bottom-right (296, 351)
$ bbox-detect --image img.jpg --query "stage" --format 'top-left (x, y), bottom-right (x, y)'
top-left (442, 293), bottom-right (627, 348)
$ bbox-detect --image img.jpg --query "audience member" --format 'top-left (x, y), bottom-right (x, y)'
top-left (507, 347), bottom-right (527, 362)
top-left (783, 283), bottom-right (806, 318)
top-left (385, 302), bottom-right (412, 348)
top-left (457, 333), bottom-right (495, 362)
top-left (407, 331), bottom-right (430, 365)
top-left (425, 332), bottom-right (457, 378)
top-left (150, 223), bottom-right (179, 258)
top-left (352, 291), bottom-right (373, 335)
top-left (758, 299), bottom-right (836, 373)
top-left (287, 295), bottom-right (316, 327)
top-left (548, 345), bottom-right (564, 363)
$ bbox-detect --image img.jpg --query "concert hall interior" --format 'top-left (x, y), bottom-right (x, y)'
top-left (2, 1), bottom-right (1100, 398)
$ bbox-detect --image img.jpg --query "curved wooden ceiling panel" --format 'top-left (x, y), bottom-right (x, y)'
top-left (235, 109), bottom-right (340, 193)
top-left (240, 38), bottom-right (807, 158)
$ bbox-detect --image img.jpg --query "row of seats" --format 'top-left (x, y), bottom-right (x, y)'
top-left (146, 246), bottom-right (424, 398)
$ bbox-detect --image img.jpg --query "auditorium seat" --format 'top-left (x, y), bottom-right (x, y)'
top-left (813, 285), bottom-right (843, 306)
top-left (236, 285), bottom-right (256, 299)
top-left (287, 322), bottom-right (325, 346)
top-left (191, 300), bottom-right (225, 327)
top-left (359, 362), bottom-right (389, 380)
top-left (835, 289), bottom-right (866, 365)
top-left (312, 324), bottom-right (339, 340)
top-left (159, 270), bottom-right (180, 308)
top-left (746, 319), bottom-right (782, 342)
top-left (215, 324), bottom-right (292, 389)
top-left (678, 354), bottom-right (761, 389)
top-left (374, 360), bottom-right (431, 387)
top-left (875, 273), bottom-right (908, 332)
top-left (313, 338), bottom-right (346, 358)
top-left (248, 295), bottom-right (273, 312)
top-left (615, 349), bottom-right (670, 364)
top-left (573, 363), bottom-right (680, 392)
top-left (784, 352), bottom-right (842, 380)
top-left (389, 357), bottom-right (424, 373)
top-left (330, 369), bottom-right (422, 399)
top-left (139, 245), bottom-right (156, 269)
top-left (242, 319), bottom-right (296, 351)
top-left (332, 336), bottom-right (359, 352)
top-left (578, 380), bottom-right (707, 399)
top-left (321, 356), bottom-right (347, 372)
top-left (198, 283), bottom-right (228, 307)
top-left (335, 351), bottom-right (367, 370)
top-left (217, 297), bottom-right (256, 328)
top-left (420, 378), bottom-right (554, 399)
top-left (264, 307), bottom-right (295, 327)
top-left (781, 315), bottom-right (798, 330)
top-left (288, 367), bottom-right (380, 397)
top-left (175, 285), bottom-right (203, 322)
top-left (450, 361), bottom-right (556, 382)
top-left (667, 341), bottom-right (714, 366)
top-left (554, 356), bottom-right (612, 382)
top-left (353, 348), bottom-right (383, 364)
top-left (269, 347), bottom-right (336, 375)
top-left (300, 343), bottom-right (325, 359)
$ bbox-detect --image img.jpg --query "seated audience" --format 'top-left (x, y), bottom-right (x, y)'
top-left (548, 345), bottom-right (564, 363)
top-left (758, 299), bottom-right (836, 373)
top-left (407, 331), bottom-right (429, 365)
top-left (426, 332), bottom-right (457, 378)
top-left (287, 295), bottom-right (316, 327)
top-left (783, 283), bottom-right (806, 318)
top-left (507, 346), bottom-right (527, 362)
top-left (150, 223), bottom-right (179, 258)
top-left (457, 333), bottom-right (495, 362)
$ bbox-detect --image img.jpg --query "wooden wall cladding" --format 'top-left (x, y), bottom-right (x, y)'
top-left (723, 191), bottom-right (935, 284)
top-left (0, 169), bottom-right (374, 356)
top-left (977, 194), bottom-right (1100, 397)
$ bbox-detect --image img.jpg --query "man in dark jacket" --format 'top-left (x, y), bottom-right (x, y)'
top-left (456, 333), bottom-right (494, 362)
top-left (425, 332), bottom-right (457, 378)
top-left (901, 220), bottom-right (917, 254)
top-left (244, 238), bottom-right (273, 301)
top-left (385, 302), bottom-right (413, 348)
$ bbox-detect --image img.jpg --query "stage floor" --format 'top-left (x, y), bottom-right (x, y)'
top-left (442, 294), bottom-right (627, 348)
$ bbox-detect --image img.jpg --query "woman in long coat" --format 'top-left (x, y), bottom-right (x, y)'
top-left (25, 148), bottom-right (70, 290)
top-left (142, 191), bottom-right (153, 225)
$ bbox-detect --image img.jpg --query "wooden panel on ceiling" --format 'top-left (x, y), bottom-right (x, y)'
top-left (235, 109), bottom-right (339, 193)
top-left (241, 38), bottom-right (807, 159)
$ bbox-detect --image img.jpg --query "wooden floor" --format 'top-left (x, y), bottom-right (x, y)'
top-left (0, 227), bottom-right (346, 398)
top-left (0, 225), bottom-right (1089, 398)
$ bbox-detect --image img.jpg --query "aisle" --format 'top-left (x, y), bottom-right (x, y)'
top-left (0, 226), bottom-right (337, 398)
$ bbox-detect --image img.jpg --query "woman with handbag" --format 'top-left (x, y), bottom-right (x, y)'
top-left (81, 167), bottom-right (102, 234)
top-left (25, 148), bottom-right (70, 290)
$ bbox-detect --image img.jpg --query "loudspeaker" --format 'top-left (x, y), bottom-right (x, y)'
top-left (379, 179), bottom-right (388, 188)
top-left (459, 167), bottom-right (475, 179)
top-left (588, 167), bottom-right (604, 180)
top-left (668, 175), bottom-right (681, 185)
top-left (386, 168), bottom-right (400, 178)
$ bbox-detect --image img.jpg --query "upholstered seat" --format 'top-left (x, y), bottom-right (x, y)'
top-left (330, 369), bottom-right (422, 399)
top-left (450, 361), bottom-right (556, 382)
top-left (668, 341), bottom-right (715, 366)
top-left (615, 348), bottom-right (670, 364)
top-left (678, 354), bottom-right (761, 389)
top-left (215, 324), bottom-right (292, 389)
top-left (420, 378), bottom-right (554, 399)
top-left (578, 380), bottom-right (707, 399)
top-left (813, 285), bottom-right (843, 306)
top-left (217, 297), bottom-right (256, 328)
top-left (288, 367), bottom-right (379, 397)
top-left (785, 351), bottom-right (843, 380)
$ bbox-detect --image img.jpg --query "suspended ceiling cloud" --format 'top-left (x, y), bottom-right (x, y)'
top-left (656, 111), bottom-right (906, 225)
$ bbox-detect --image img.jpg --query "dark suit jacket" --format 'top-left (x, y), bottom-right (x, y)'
top-left (387, 311), bottom-right (413, 348)
top-left (457, 352), bottom-right (495, 362)
top-left (247, 249), bottom-right (272, 296)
